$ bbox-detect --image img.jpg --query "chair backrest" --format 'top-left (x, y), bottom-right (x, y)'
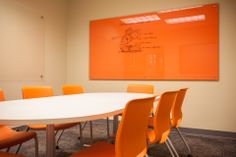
top-left (0, 89), bottom-right (5, 129)
top-left (22, 86), bottom-right (53, 99)
top-left (0, 89), bottom-right (13, 134)
top-left (62, 85), bottom-right (84, 95)
top-left (171, 88), bottom-right (188, 128)
top-left (127, 84), bottom-right (154, 94)
top-left (153, 91), bottom-right (178, 143)
top-left (115, 96), bottom-right (155, 157)
top-left (0, 89), bottom-right (5, 101)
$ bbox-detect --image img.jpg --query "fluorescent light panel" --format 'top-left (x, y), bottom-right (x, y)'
top-left (165, 14), bottom-right (205, 24)
top-left (121, 14), bottom-right (160, 24)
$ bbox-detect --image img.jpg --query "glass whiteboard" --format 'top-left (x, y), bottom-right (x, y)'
top-left (90, 3), bottom-right (218, 80)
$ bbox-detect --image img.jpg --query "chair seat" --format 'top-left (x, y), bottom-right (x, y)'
top-left (70, 141), bottom-right (115, 157)
top-left (147, 129), bottom-right (156, 144)
top-left (147, 128), bottom-right (170, 144)
top-left (0, 130), bottom-right (36, 149)
top-left (0, 152), bottom-right (25, 157)
top-left (28, 122), bottom-right (78, 130)
top-left (171, 118), bottom-right (182, 128)
top-left (149, 117), bottom-right (182, 129)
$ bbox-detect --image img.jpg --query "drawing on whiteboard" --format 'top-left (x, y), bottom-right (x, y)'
top-left (120, 28), bottom-right (141, 52)
top-left (119, 28), bottom-right (160, 53)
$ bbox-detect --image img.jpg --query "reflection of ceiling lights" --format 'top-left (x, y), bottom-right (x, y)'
top-left (158, 5), bottom-right (203, 13)
top-left (165, 14), bottom-right (205, 24)
top-left (121, 14), bottom-right (160, 24)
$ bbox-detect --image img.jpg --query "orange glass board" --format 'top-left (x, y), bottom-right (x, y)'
top-left (90, 3), bottom-right (218, 80)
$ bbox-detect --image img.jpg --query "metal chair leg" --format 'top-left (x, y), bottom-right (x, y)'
top-left (6, 147), bottom-right (10, 152)
top-left (89, 121), bottom-right (93, 143)
top-left (79, 123), bottom-right (83, 145)
top-left (82, 121), bottom-right (88, 130)
top-left (26, 127), bottom-right (30, 132)
top-left (56, 129), bottom-right (65, 149)
top-left (16, 127), bottom-right (30, 154)
top-left (106, 117), bottom-right (110, 139)
top-left (16, 144), bottom-right (22, 154)
top-left (167, 137), bottom-right (180, 157)
top-left (176, 128), bottom-right (192, 156)
top-left (34, 136), bottom-right (39, 157)
top-left (164, 140), bottom-right (175, 157)
top-left (113, 115), bottom-right (119, 135)
top-left (55, 130), bottom-right (59, 136)
top-left (16, 135), bottom-right (38, 157)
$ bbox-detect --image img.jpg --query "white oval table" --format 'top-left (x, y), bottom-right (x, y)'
top-left (0, 92), bottom-right (155, 157)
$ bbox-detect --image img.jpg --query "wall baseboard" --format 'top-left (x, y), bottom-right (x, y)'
top-left (104, 119), bottom-right (236, 139)
top-left (13, 120), bottom-right (236, 140)
top-left (174, 127), bottom-right (236, 139)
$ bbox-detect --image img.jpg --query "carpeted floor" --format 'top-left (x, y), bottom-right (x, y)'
top-left (5, 120), bottom-right (236, 157)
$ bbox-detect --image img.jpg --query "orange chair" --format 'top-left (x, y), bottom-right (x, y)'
top-left (0, 89), bottom-right (38, 157)
top-left (127, 84), bottom-right (154, 94)
top-left (21, 86), bottom-right (78, 149)
top-left (107, 84), bottom-right (154, 138)
top-left (0, 152), bottom-right (25, 157)
top-left (171, 88), bottom-right (192, 157)
top-left (0, 89), bottom-right (4, 101)
top-left (127, 84), bottom-right (155, 115)
top-left (147, 91), bottom-right (179, 157)
top-left (62, 85), bottom-right (93, 142)
top-left (62, 85), bottom-right (84, 95)
top-left (69, 96), bottom-right (155, 157)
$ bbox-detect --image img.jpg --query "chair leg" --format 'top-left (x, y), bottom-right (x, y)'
top-left (79, 123), bottom-right (83, 145)
top-left (16, 127), bottom-right (31, 154)
top-left (106, 117), bottom-right (110, 139)
top-left (167, 137), bottom-right (180, 157)
top-left (113, 115), bottom-right (119, 135)
top-left (16, 136), bottom-right (38, 156)
top-left (6, 147), bottom-right (10, 152)
top-left (164, 141), bottom-right (175, 157)
top-left (176, 128), bottom-right (192, 156)
top-left (26, 127), bottom-right (30, 132)
top-left (55, 130), bottom-right (59, 136)
top-left (16, 144), bottom-right (22, 154)
top-left (34, 136), bottom-right (39, 157)
top-left (89, 121), bottom-right (93, 143)
top-left (82, 121), bottom-right (88, 130)
top-left (56, 129), bottom-right (65, 149)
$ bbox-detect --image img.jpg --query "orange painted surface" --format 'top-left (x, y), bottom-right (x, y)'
top-left (90, 4), bottom-right (218, 80)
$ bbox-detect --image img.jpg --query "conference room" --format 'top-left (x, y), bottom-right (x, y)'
top-left (0, 0), bottom-right (236, 157)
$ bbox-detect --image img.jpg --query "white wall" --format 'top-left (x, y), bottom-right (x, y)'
top-left (66, 0), bottom-right (236, 132)
top-left (0, 0), bottom-right (67, 99)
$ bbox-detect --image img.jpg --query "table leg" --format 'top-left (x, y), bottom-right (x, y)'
top-left (113, 115), bottom-right (118, 135)
top-left (46, 124), bottom-right (55, 157)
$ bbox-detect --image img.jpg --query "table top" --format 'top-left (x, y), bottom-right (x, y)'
top-left (0, 92), bottom-right (154, 125)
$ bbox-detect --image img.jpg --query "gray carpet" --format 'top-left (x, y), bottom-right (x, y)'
top-left (6, 120), bottom-right (236, 157)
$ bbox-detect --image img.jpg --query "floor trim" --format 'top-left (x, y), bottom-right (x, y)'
top-left (174, 127), bottom-right (236, 139)
top-left (13, 119), bottom-right (236, 140)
